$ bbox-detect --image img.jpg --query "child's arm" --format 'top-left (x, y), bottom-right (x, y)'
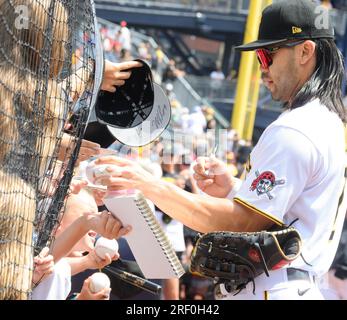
top-left (32, 247), bottom-right (54, 287)
top-left (51, 211), bottom-right (130, 262)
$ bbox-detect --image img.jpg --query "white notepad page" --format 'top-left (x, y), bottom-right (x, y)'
top-left (103, 190), bottom-right (185, 279)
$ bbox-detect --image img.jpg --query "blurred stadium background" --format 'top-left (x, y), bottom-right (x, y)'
top-left (95, 0), bottom-right (347, 143)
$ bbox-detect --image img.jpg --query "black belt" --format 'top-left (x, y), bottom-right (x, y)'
top-left (287, 268), bottom-right (315, 283)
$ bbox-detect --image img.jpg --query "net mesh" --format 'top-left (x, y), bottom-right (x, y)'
top-left (0, 0), bottom-right (101, 299)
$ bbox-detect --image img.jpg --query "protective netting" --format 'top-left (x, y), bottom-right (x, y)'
top-left (0, 0), bottom-right (102, 299)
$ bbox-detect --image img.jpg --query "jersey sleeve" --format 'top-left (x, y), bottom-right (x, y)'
top-left (234, 125), bottom-right (320, 226)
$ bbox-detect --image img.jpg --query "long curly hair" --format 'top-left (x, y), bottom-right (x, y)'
top-left (290, 39), bottom-right (347, 124)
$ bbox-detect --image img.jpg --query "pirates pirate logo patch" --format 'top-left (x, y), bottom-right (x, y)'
top-left (250, 170), bottom-right (285, 200)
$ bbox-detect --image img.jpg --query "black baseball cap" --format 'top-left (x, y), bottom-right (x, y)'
top-left (95, 59), bottom-right (171, 147)
top-left (235, 0), bottom-right (335, 51)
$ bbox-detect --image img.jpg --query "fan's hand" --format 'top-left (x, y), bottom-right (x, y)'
top-left (101, 60), bottom-right (143, 92)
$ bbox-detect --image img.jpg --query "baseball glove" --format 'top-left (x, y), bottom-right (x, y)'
top-left (190, 226), bottom-right (302, 294)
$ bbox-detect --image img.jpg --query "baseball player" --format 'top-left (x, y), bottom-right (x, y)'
top-left (93, 0), bottom-right (347, 300)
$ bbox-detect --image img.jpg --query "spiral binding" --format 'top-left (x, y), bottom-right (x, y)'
top-left (134, 193), bottom-right (185, 278)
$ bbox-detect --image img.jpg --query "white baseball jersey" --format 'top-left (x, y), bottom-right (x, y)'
top-left (234, 98), bottom-right (346, 278)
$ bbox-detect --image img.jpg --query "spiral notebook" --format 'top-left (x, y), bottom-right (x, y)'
top-left (103, 190), bottom-right (185, 279)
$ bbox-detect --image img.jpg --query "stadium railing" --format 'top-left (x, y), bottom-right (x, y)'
top-left (97, 17), bottom-right (230, 129)
top-left (95, 0), bottom-right (250, 15)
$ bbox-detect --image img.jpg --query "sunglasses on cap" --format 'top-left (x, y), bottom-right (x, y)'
top-left (255, 40), bottom-right (305, 69)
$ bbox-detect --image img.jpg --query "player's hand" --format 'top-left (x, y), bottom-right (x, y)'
top-left (32, 247), bottom-right (54, 285)
top-left (77, 277), bottom-right (111, 300)
top-left (101, 60), bottom-right (143, 92)
top-left (87, 210), bottom-right (131, 240)
top-left (192, 157), bottom-right (234, 198)
top-left (92, 156), bottom-right (158, 192)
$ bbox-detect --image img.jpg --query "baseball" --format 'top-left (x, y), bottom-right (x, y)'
top-left (85, 162), bottom-right (118, 185)
top-left (95, 237), bottom-right (119, 259)
top-left (89, 272), bottom-right (111, 293)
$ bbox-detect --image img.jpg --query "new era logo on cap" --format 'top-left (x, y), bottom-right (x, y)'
top-left (292, 26), bottom-right (302, 34)
top-left (235, 0), bottom-right (335, 51)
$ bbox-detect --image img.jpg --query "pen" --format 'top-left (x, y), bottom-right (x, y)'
top-left (73, 175), bottom-right (107, 191)
top-left (206, 144), bottom-right (218, 176)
